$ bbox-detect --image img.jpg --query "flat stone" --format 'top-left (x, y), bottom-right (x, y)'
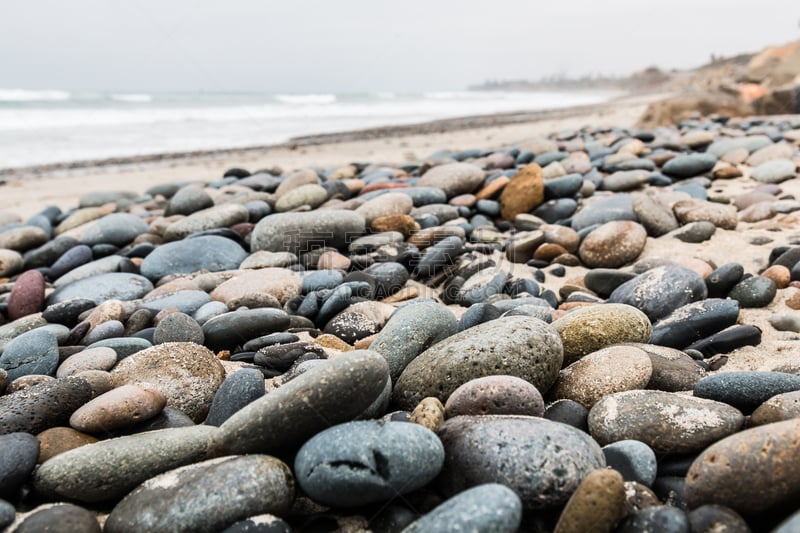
top-left (673, 199), bottom-right (737, 230)
top-left (211, 350), bottom-right (390, 455)
top-left (553, 304), bottom-right (652, 366)
top-left (210, 268), bottom-right (301, 307)
top-left (628, 343), bottom-right (706, 392)
top-left (588, 390), bottom-right (744, 454)
top-left (139, 290), bottom-right (211, 316)
top-left (0, 226), bottom-right (48, 252)
top-left (166, 185), bottom-right (214, 216)
top-left (48, 272), bottom-right (153, 306)
top-left (202, 308), bottom-right (290, 352)
top-left (250, 210), bottom-right (366, 254)
top-left (609, 265), bottom-right (707, 322)
top-left (672, 221), bottom-right (716, 243)
top-left (693, 371), bottom-right (800, 413)
top-left (550, 345), bottom-right (653, 408)
top-left (571, 194), bottom-right (636, 232)
top-left (33, 426), bottom-right (217, 503)
top-left (393, 316), bottom-right (563, 410)
top-left (78, 213), bottom-right (148, 247)
top-left (662, 153), bottom-right (717, 178)
top-left (294, 420), bottom-right (444, 507)
top-left (579, 221), bottom-right (647, 268)
top-left (602, 169), bottom-right (650, 191)
top-left (418, 162), bottom-right (485, 198)
top-left (139, 236), bottom-right (248, 282)
top-left (110, 342), bottom-right (225, 422)
top-left (163, 203), bottom-right (249, 241)
top-left (69, 384), bottom-right (167, 433)
top-left (355, 192), bottom-right (413, 223)
top-left (275, 183), bottom-right (328, 212)
top-left (402, 483), bottom-right (522, 533)
top-left (750, 158), bottom-right (796, 184)
top-left (105, 455), bottom-right (294, 533)
top-left (13, 503), bottom-right (101, 533)
top-left (685, 418), bottom-right (800, 514)
top-left (437, 415), bottom-right (605, 510)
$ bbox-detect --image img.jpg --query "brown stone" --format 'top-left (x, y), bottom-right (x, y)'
top-left (314, 333), bottom-right (353, 352)
top-left (499, 163), bottom-right (545, 220)
top-left (685, 418), bottom-right (800, 513)
top-left (449, 194), bottom-right (476, 207)
top-left (578, 221), bottom-right (648, 268)
top-left (749, 390), bottom-right (800, 426)
top-left (370, 214), bottom-right (419, 237)
top-left (7, 270), bottom-right (46, 320)
top-left (674, 199), bottom-right (738, 230)
top-left (761, 264), bottom-right (791, 289)
top-left (69, 384), bottom-right (167, 434)
top-left (713, 164), bottom-right (744, 179)
top-left (410, 397), bottom-right (445, 432)
top-left (209, 268), bottom-right (301, 306)
top-left (554, 469), bottom-right (626, 533)
top-left (37, 427), bottom-right (99, 463)
top-left (785, 290), bottom-right (800, 310)
top-left (380, 287), bottom-right (418, 304)
top-left (534, 243), bottom-right (569, 262)
top-left (317, 251), bottom-right (351, 271)
top-left (541, 224), bottom-right (580, 253)
top-left (475, 176), bottom-right (510, 200)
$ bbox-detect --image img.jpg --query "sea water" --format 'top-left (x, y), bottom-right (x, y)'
top-left (0, 89), bottom-right (620, 169)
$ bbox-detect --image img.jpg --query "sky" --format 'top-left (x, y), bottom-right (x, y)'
top-left (1, 0), bottom-right (799, 93)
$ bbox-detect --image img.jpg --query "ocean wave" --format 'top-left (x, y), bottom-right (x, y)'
top-left (0, 89), bottom-right (71, 102)
top-left (274, 93), bottom-right (337, 105)
top-left (373, 92), bottom-right (397, 100)
top-left (111, 93), bottom-right (153, 103)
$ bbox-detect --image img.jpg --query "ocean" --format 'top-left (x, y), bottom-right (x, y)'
top-left (0, 89), bottom-right (620, 169)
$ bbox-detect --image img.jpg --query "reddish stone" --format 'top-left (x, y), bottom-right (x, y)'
top-left (8, 270), bottom-right (46, 320)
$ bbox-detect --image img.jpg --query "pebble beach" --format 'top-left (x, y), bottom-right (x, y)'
top-left (2, 99), bottom-right (800, 532)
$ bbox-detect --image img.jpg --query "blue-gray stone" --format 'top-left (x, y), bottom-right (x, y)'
top-left (370, 301), bottom-right (457, 382)
top-left (205, 369), bottom-right (266, 426)
top-left (10, 503), bottom-right (101, 533)
top-left (571, 194), bottom-right (636, 231)
top-left (706, 135), bottom-right (773, 157)
top-left (673, 221), bottom-right (716, 243)
top-left (532, 198), bottom-right (577, 223)
top-left (728, 276), bottom-right (777, 308)
top-left (22, 236), bottom-right (78, 270)
top-left (415, 236), bottom-right (464, 277)
top-left (662, 153), bottom-right (718, 178)
top-left (0, 499), bottom-right (13, 529)
top-left (48, 272), bottom-right (153, 306)
top-left (79, 213), bottom-right (148, 247)
top-left (0, 432), bottom-right (40, 498)
top-left (193, 301), bottom-right (230, 326)
top-left (153, 313), bottom-right (204, 345)
top-left (750, 158), bottom-right (796, 184)
top-left (402, 483), bottom-right (522, 533)
top-left (775, 509), bottom-right (800, 533)
top-left (363, 262), bottom-right (409, 298)
top-left (202, 308), bottom-right (291, 352)
top-left (294, 420), bottom-right (444, 507)
top-left (437, 415), bottom-right (605, 510)
top-left (458, 303), bottom-right (502, 332)
top-left (52, 255), bottom-right (127, 288)
top-left (534, 151), bottom-right (567, 166)
top-left (602, 440), bottom-right (658, 486)
top-left (609, 265), bottom-right (707, 322)
top-left (44, 244), bottom-right (93, 280)
top-left (694, 371), bottom-right (800, 413)
top-left (86, 337), bottom-right (152, 359)
top-left (650, 299), bottom-right (740, 349)
top-left (139, 290), bottom-right (212, 315)
top-left (0, 376), bottom-right (94, 435)
top-left (0, 328), bottom-right (59, 381)
top-left (360, 187), bottom-right (448, 207)
top-left (544, 173), bottom-right (584, 199)
top-left (83, 320), bottom-right (125, 344)
top-left (301, 270), bottom-right (344, 294)
top-left (140, 236), bottom-right (248, 282)
top-left (459, 270), bottom-right (509, 306)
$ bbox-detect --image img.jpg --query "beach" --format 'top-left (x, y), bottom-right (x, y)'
top-left (2, 90), bottom-right (800, 532)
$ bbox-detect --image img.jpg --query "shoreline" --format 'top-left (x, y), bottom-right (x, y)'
top-left (0, 93), bottom-right (664, 219)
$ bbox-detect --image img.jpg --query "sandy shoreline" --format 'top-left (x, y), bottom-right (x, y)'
top-left (0, 93), bottom-right (662, 219)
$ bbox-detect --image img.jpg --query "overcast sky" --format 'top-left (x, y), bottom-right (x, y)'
top-left (2, 0), bottom-right (799, 93)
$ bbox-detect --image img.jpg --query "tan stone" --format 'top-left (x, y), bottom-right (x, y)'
top-left (499, 163), bottom-right (544, 220)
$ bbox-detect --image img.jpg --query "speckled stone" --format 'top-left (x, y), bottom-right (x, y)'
top-left (393, 316), bottom-right (563, 410)
top-left (0, 249), bottom-right (24, 277)
top-left (105, 455), bottom-right (294, 533)
top-left (204, 368), bottom-right (266, 426)
top-left (552, 304), bottom-right (652, 366)
top-left (210, 268), bottom-right (301, 307)
top-left (750, 390), bottom-right (800, 426)
top-left (728, 276), bottom-right (777, 308)
top-left (627, 343), bottom-right (706, 391)
top-left (578, 220), bottom-right (648, 268)
top-left (693, 371), bottom-right (800, 413)
top-left (553, 468), bottom-right (627, 533)
top-left (609, 265), bottom-right (708, 322)
top-left (650, 299), bottom-right (740, 349)
top-left (0, 328), bottom-right (59, 381)
top-left (33, 425), bottom-right (217, 503)
top-left (687, 504), bottom-right (750, 533)
top-left (163, 203), bottom-right (249, 241)
top-left (588, 390), bottom-right (744, 454)
top-left (444, 375), bottom-right (545, 417)
top-left (617, 505), bottom-right (690, 533)
top-left (294, 420), bottom-right (444, 507)
top-left (47, 272), bottom-right (154, 305)
top-left (685, 418), bottom-right (800, 514)
top-left (110, 342), bottom-right (225, 422)
top-left (250, 210), bottom-right (366, 254)
top-left (153, 312), bottom-right (205, 345)
top-left (211, 350), bottom-right (390, 456)
top-left (437, 415), bottom-right (605, 510)
top-left (550, 345), bottom-right (653, 408)
top-left (673, 199), bottom-right (737, 230)
top-left (0, 376), bottom-right (94, 435)
top-left (402, 483), bottom-right (522, 533)
top-left (409, 397), bottom-right (445, 432)
top-left (13, 503), bottom-right (102, 533)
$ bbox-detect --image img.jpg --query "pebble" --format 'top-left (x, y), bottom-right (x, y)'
top-left (750, 158), bottom-right (796, 183)
top-left (0, 432), bottom-right (39, 498)
top-left (250, 210), bottom-right (366, 254)
top-left (204, 368), bottom-right (266, 426)
top-left (0, 249), bottom-right (23, 277)
top-left (0, 376), bottom-right (94, 435)
top-left (444, 375), bottom-right (544, 417)
top-left (672, 220), bottom-right (717, 243)
top-left (630, 343), bottom-right (706, 391)
top-left (687, 504), bottom-right (750, 533)
top-left (437, 415), bottom-right (605, 510)
top-left (633, 194), bottom-right (679, 236)
top-left (609, 265), bottom-right (708, 322)
top-left (220, 515), bottom-right (290, 533)
top-left (78, 213), bottom-right (148, 247)
top-left (393, 316), bottom-right (563, 410)
top-left (33, 425), bottom-right (218, 502)
top-left (662, 152), bottom-right (718, 178)
top-left (48, 272), bottom-right (154, 305)
top-left (588, 390), bottom-right (745, 454)
top-left (13, 503), bottom-right (102, 533)
top-left (153, 312), bottom-right (205, 345)
top-left (105, 455), bottom-right (294, 533)
top-left (650, 298), bottom-right (740, 349)
top-left (69, 384), bottom-right (167, 433)
top-left (550, 345), bottom-right (653, 408)
top-left (602, 440), bottom-right (658, 486)
top-left (553, 468), bottom-right (627, 533)
top-left (294, 420), bottom-right (444, 507)
top-left (36, 427), bottom-right (99, 463)
top-left (0, 500), bottom-right (13, 530)
top-left (110, 342), bottom-right (225, 422)
top-left (163, 203), bottom-right (249, 241)
top-left (673, 198), bottom-right (738, 230)
top-left (402, 483), bottom-right (522, 533)
top-left (210, 268), bottom-right (301, 307)
top-left (727, 275), bottom-right (777, 307)
top-left (750, 390), bottom-right (800, 426)
top-left (617, 505), bottom-right (690, 533)
top-left (7, 269), bottom-right (46, 320)
top-left (499, 163), bottom-right (544, 219)
top-left (578, 220), bottom-right (648, 268)
top-left (140, 235), bottom-right (248, 281)
top-left (211, 350), bottom-right (390, 455)
top-left (552, 303), bottom-right (652, 365)
top-left (166, 185), bottom-right (213, 215)
top-left (0, 328), bottom-right (59, 381)
top-left (202, 308), bottom-right (291, 352)
top-left (685, 418), bottom-right (800, 514)
top-left (418, 162), bottom-right (485, 198)
top-left (693, 371), bottom-right (800, 413)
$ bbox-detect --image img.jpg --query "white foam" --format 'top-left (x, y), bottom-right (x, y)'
top-left (0, 88), bottom-right (70, 102)
top-left (111, 93), bottom-right (153, 103)
top-left (274, 93), bottom-right (337, 105)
